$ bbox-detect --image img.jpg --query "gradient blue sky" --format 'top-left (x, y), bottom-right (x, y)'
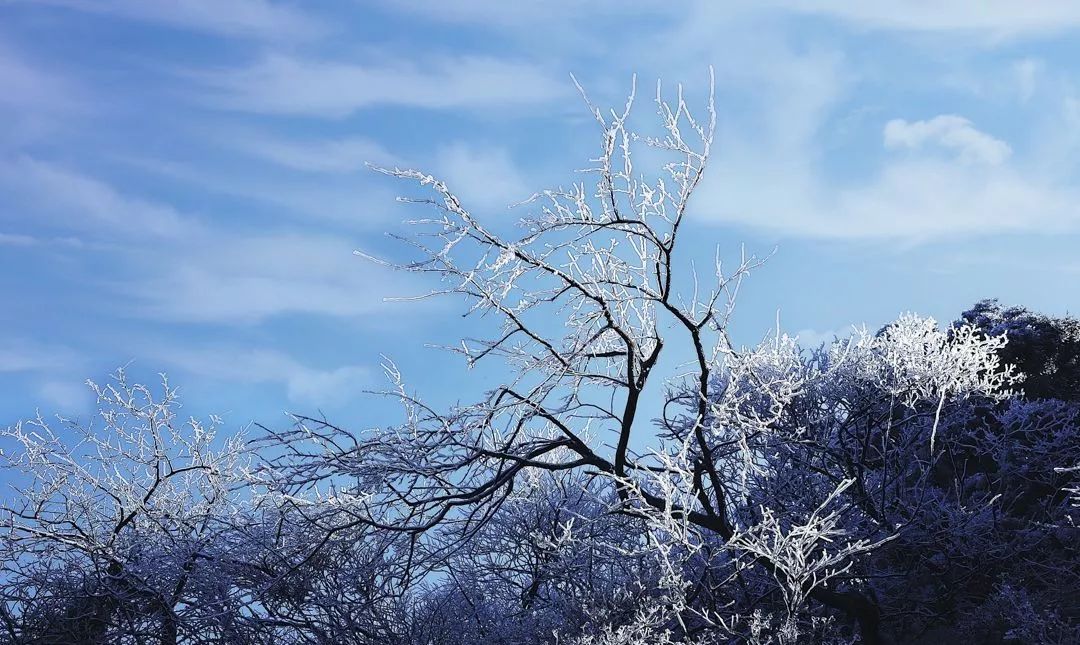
top-left (2, 1), bottom-right (1080, 430)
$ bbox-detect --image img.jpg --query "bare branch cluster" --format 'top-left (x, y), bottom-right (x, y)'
top-left (1, 76), bottom-right (1077, 645)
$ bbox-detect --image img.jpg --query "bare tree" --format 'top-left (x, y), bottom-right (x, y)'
top-left (0, 370), bottom-right (248, 644)
top-left (249, 74), bottom-right (1024, 643)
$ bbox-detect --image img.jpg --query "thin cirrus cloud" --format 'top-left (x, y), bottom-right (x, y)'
top-left (382, 0), bottom-right (1080, 37)
top-left (145, 344), bottom-right (371, 408)
top-left (884, 115), bottom-right (1012, 165)
top-left (3, 0), bottom-right (1080, 425)
top-left (0, 233), bottom-right (37, 247)
top-left (0, 154), bottom-right (407, 326)
top-left (26, 0), bottom-right (326, 41)
top-left (122, 233), bottom-right (413, 325)
top-left (0, 157), bottom-right (192, 238)
top-left (433, 143), bottom-right (532, 214)
top-left (0, 43), bottom-right (90, 151)
top-left (0, 339), bottom-right (84, 374)
top-left (375, 0), bottom-right (614, 25)
top-left (35, 380), bottom-right (94, 411)
top-left (749, 0), bottom-right (1080, 37)
top-left (110, 151), bottom-right (401, 228)
top-left (196, 54), bottom-right (570, 117)
top-left (379, 1), bottom-right (1080, 48)
top-left (0, 44), bottom-right (77, 113)
top-left (0, 232), bottom-right (83, 248)
top-left (222, 131), bottom-right (401, 173)
top-left (0, 340), bottom-right (92, 415)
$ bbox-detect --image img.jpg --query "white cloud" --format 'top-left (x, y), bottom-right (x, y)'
top-left (1, 157), bottom-right (192, 238)
top-left (940, 58), bottom-right (1047, 104)
top-left (884, 115), bottom-right (1011, 165)
top-left (381, 2), bottom-right (1080, 47)
top-left (147, 344), bottom-right (371, 408)
top-left (434, 143), bottom-right (531, 213)
top-left (0, 340), bottom-right (83, 373)
top-left (0, 232), bottom-right (94, 249)
top-left (382, 0), bottom-right (1080, 38)
top-left (831, 159), bottom-right (1071, 237)
top-left (37, 379), bottom-right (93, 411)
top-left (198, 54), bottom-right (569, 117)
top-left (699, 143), bottom-right (1079, 239)
top-left (690, 55), bottom-right (1080, 241)
top-left (0, 341), bottom-right (92, 413)
top-left (1012, 58), bottom-right (1042, 104)
top-left (0, 44), bottom-right (77, 113)
top-left (750, 1), bottom-right (1080, 38)
top-left (0, 156), bottom-right (417, 327)
top-left (0, 233), bottom-right (37, 247)
top-left (125, 233), bottom-right (414, 324)
top-left (224, 132), bottom-right (400, 173)
top-left (285, 365), bottom-right (370, 407)
top-left (111, 153), bottom-right (399, 227)
top-left (0, 42), bottom-right (90, 153)
top-left (672, 26), bottom-right (1076, 241)
top-left (29, 0), bottom-right (325, 41)
top-left (374, 0), bottom-right (644, 27)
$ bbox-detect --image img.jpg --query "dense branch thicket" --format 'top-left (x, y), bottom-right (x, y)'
top-left (2, 78), bottom-right (1078, 644)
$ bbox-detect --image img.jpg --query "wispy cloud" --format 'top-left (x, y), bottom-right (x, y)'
top-left (122, 233), bottom-right (413, 324)
top-left (147, 344), bottom-right (371, 408)
top-left (0, 340), bottom-right (93, 415)
top-left (0, 339), bottom-right (84, 374)
top-left (700, 128), bottom-right (1079, 239)
top-left (434, 143), bottom-right (531, 213)
top-left (0, 42), bottom-right (88, 152)
top-left (36, 379), bottom-right (94, 411)
top-left (1012, 59), bottom-right (1043, 104)
top-left (750, 0), bottom-right (1080, 38)
top-left (0, 233), bottom-right (37, 247)
top-left (1, 157), bottom-right (193, 238)
top-left (830, 156), bottom-right (1075, 237)
top-left (223, 132), bottom-right (400, 174)
top-left (29, 0), bottom-right (326, 41)
top-left (0, 43), bottom-right (78, 113)
top-left (112, 153), bottom-right (399, 227)
top-left (374, 1), bottom-right (637, 27)
top-left (197, 54), bottom-right (569, 117)
top-left (1, 154), bottom-right (409, 325)
top-left (381, 0), bottom-right (1080, 38)
top-left (285, 365), bottom-right (371, 408)
top-left (0, 232), bottom-right (85, 248)
top-left (671, 28), bottom-right (1080, 240)
top-left (3, 0), bottom-right (1080, 427)
top-left (884, 115), bottom-right (1012, 165)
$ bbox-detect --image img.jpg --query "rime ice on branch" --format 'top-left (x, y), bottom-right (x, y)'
top-left (252, 73), bottom-right (1026, 643)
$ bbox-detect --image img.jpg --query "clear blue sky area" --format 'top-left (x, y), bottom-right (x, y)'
top-left (2, 1), bottom-right (1079, 431)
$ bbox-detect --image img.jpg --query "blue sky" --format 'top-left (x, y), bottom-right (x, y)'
top-left (2, 1), bottom-right (1080, 430)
